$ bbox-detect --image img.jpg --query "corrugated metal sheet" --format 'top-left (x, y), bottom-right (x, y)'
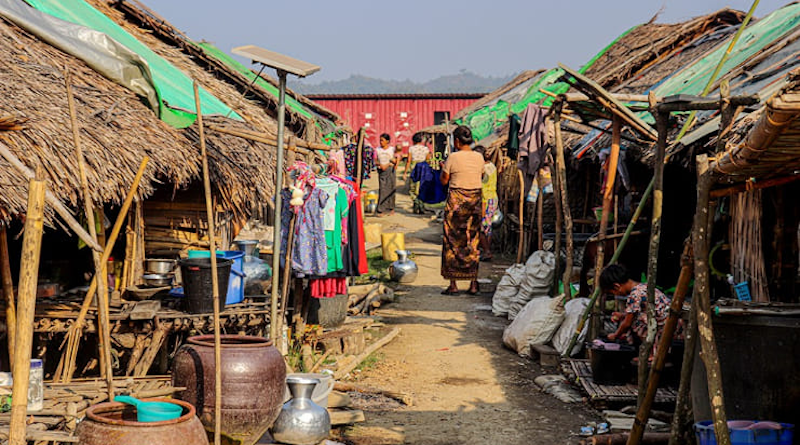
top-left (310, 97), bottom-right (479, 147)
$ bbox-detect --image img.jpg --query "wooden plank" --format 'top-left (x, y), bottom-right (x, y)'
top-left (558, 63), bottom-right (658, 141)
top-left (327, 408), bottom-right (365, 426)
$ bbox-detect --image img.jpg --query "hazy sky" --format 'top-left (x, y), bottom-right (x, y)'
top-left (144, 0), bottom-right (786, 84)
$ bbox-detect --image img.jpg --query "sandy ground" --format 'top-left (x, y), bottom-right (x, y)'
top-left (336, 172), bottom-right (598, 445)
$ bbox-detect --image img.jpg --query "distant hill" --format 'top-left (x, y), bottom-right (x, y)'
top-left (291, 71), bottom-right (516, 94)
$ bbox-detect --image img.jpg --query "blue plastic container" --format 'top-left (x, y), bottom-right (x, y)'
top-left (695, 420), bottom-right (794, 445)
top-left (187, 250), bottom-right (245, 305)
top-left (733, 282), bottom-right (752, 301)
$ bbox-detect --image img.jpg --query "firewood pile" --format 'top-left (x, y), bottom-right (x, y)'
top-left (347, 284), bottom-right (394, 316)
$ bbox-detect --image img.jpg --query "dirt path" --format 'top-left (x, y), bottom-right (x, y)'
top-left (338, 175), bottom-right (598, 444)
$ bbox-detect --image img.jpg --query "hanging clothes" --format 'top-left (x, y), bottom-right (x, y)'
top-left (325, 187), bottom-right (349, 273)
top-left (280, 188), bottom-right (328, 276)
top-left (309, 277), bottom-right (347, 298)
top-left (412, 162), bottom-right (447, 204)
top-left (343, 143), bottom-right (376, 180)
top-left (507, 114), bottom-right (521, 160)
top-left (517, 103), bottom-right (549, 194)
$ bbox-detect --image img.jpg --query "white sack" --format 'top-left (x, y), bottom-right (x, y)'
top-left (508, 251), bottom-right (556, 320)
top-left (552, 298), bottom-right (590, 356)
top-left (502, 296), bottom-right (565, 357)
top-left (492, 264), bottom-right (526, 317)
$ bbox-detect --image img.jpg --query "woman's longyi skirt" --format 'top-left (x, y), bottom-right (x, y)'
top-left (441, 188), bottom-right (482, 280)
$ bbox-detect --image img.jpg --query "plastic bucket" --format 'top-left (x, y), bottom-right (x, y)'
top-left (179, 258), bottom-right (232, 314)
top-left (694, 420), bottom-right (794, 445)
top-left (187, 250), bottom-right (245, 305)
top-left (381, 232), bottom-right (405, 261)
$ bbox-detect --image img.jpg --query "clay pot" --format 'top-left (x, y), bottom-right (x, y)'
top-left (171, 335), bottom-right (286, 445)
top-left (77, 398), bottom-right (206, 445)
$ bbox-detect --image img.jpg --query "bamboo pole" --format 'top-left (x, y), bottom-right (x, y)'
top-left (8, 178), bottom-right (45, 445)
top-left (589, 116), bottom-right (621, 340)
top-left (627, 240), bottom-right (693, 445)
top-left (553, 151), bottom-right (563, 296)
top-left (0, 142), bottom-right (101, 252)
top-left (277, 214), bottom-right (296, 333)
top-left (536, 184), bottom-right (544, 251)
top-left (194, 81), bottom-right (222, 445)
top-left (0, 226), bottom-right (16, 369)
top-left (637, 103), bottom-right (668, 408)
top-left (553, 105), bottom-right (574, 299)
top-left (516, 170), bottom-right (525, 263)
top-left (65, 71), bottom-right (114, 400)
top-left (57, 157), bottom-right (149, 382)
top-left (693, 154), bottom-right (731, 445)
top-left (355, 128), bottom-right (365, 191)
top-left (205, 124), bottom-right (331, 152)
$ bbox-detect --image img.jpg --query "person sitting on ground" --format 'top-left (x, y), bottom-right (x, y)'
top-left (599, 264), bottom-right (670, 357)
top-left (474, 145), bottom-right (498, 262)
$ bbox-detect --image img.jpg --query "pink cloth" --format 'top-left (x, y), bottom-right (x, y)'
top-left (310, 277), bottom-right (347, 298)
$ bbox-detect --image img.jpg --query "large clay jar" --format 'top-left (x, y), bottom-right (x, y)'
top-left (77, 398), bottom-right (207, 445)
top-left (172, 335), bottom-right (286, 445)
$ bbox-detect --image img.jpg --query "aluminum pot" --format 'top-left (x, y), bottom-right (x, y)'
top-left (172, 335), bottom-right (286, 445)
top-left (142, 273), bottom-right (173, 287)
top-left (145, 258), bottom-right (176, 274)
top-left (271, 377), bottom-right (330, 445)
top-left (233, 239), bottom-right (259, 256)
top-left (77, 398), bottom-right (207, 445)
top-left (491, 209), bottom-right (504, 229)
top-left (388, 250), bottom-right (418, 284)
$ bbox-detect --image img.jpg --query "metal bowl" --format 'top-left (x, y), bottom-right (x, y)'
top-left (145, 258), bottom-right (176, 274)
top-left (233, 239), bottom-right (259, 256)
top-left (491, 209), bottom-right (504, 228)
top-left (142, 273), bottom-right (173, 288)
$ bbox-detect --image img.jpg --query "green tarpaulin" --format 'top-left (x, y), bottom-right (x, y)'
top-left (25, 0), bottom-right (240, 128)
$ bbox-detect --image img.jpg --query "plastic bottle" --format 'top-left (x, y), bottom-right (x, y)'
top-left (28, 359), bottom-right (43, 411)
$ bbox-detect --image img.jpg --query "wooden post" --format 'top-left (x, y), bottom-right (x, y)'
top-left (669, 248), bottom-right (704, 445)
top-left (693, 154), bottom-right (731, 445)
top-left (516, 170), bottom-right (525, 263)
top-left (628, 240), bottom-right (693, 445)
top-left (590, 116), bottom-right (621, 340)
top-left (0, 226), bottom-right (16, 369)
top-left (194, 81), bottom-right (222, 445)
top-left (637, 102), bottom-right (667, 408)
top-left (553, 104), bottom-right (574, 299)
top-left (65, 71), bottom-right (114, 400)
top-left (8, 178), bottom-right (45, 445)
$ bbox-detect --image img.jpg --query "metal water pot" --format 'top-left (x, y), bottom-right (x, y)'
top-left (491, 209), bottom-right (504, 228)
top-left (388, 250), bottom-right (418, 284)
top-left (270, 377), bottom-right (330, 445)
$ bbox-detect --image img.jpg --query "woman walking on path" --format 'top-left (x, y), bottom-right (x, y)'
top-left (440, 126), bottom-right (484, 295)
top-left (375, 133), bottom-right (398, 216)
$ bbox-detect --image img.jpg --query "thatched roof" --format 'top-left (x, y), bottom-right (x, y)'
top-left (582, 8), bottom-right (745, 91)
top-left (107, 0), bottom-right (341, 140)
top-left (0, 14), bottom-right (275, 224)
top-left (713, 68), bottom-right (800, 182)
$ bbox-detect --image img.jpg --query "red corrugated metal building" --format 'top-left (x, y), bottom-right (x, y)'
top-left (306, 93), bottom-right (483, 148)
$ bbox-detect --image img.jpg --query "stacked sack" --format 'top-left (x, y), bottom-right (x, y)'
top-left (491, 251), bottom-right (556, 320)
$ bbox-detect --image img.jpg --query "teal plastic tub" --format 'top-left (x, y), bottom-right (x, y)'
top-left (187, 250), bottom-right (245, 305)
